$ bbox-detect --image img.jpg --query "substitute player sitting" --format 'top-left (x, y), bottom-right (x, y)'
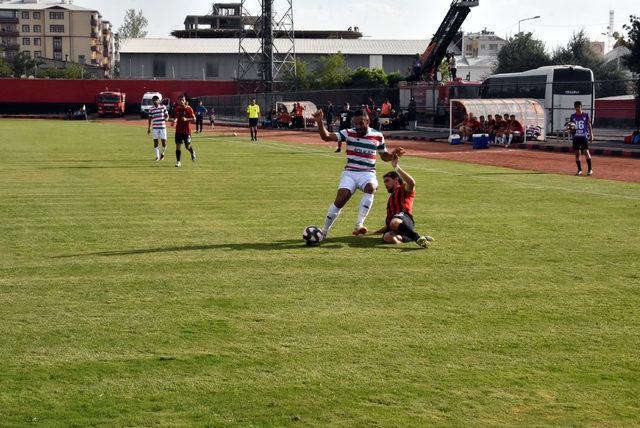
top-left (147, 95), bottom-right (169, 161)
top-left (371, 155), bottom-right (434, 248)
top-left (312, 108), bottom-right (405, 240)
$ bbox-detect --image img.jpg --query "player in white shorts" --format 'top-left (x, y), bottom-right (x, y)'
top-left (312, 108), bottom-right (405, 240)
top-left (147, 96), bottom-right (169, 161)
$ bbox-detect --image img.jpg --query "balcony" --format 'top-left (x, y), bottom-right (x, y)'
top-left (0, 29), bottom-right (19, 37)
top-left (1, 42), bottom-right (19, 50)
top-left (0, 17), bottom-right (19, 24)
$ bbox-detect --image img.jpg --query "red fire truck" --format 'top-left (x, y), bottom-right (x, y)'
top-left (96, 91), bottom-right (126, 117)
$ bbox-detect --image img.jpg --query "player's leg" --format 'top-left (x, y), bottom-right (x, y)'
top-left (175, 134), bottom-right (183, 167)
top-left (185, 136), bottom-right (196, 161)
top-left (253, 123), bottom-right (258, 141)
top-left (584, 148), bottom-right (592, 175)
top-left (573, 139), bottom-right (582, 174)
top-left (153, 138), bottom-right (160, 161)
top-left (383, 231), bottom-right (404, 244)
top-left (160, 138), bottom-right (167, 160)
top-left (353, 179), bottom-right (377, 236)
top-left (390, 215), bottom-right (433, 248)
top-left (322, 176), bottom-right (355, 237)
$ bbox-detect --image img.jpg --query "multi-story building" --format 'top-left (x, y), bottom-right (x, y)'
top-left (0, 0), bottom-right (114, 77)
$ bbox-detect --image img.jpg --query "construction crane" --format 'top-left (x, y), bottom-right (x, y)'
top-left (412, 0), bottom-right (479, 81)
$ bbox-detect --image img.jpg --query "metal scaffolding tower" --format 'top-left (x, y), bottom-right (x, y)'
top-left (237, 0), bottom-right (297, 94)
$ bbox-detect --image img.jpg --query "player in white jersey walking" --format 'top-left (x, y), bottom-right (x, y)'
top-left (312, 108), bottom-right (405, 240)
top-left (147, 96), bottom-right (169, 161)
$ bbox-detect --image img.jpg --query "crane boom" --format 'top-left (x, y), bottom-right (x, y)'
top-left (416, 0), bottom-right (479, 80)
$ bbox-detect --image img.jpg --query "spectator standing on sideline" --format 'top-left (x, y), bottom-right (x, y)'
top-left (381, 99), bottom-right (392, 118)
top-left (408, 96), bottom-right (417, 130)
top-left (194, 100), bottom-right (207, 133)
top-left (447, 53), bottom-right (457, 81)
top-left (336, 103), bottom-right (354, 152)
top-left (325, 101), bottom-right (335, 132)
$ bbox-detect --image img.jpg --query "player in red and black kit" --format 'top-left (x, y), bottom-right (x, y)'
top-left (371, 154), bottom-right (434, 248)
top-left (172, 95), bottom-right (196, 167)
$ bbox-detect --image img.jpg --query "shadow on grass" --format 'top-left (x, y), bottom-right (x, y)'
top-left (462, 171), bottom-right (547, 177)
top-left (53, 235), bottom-right (418, 258)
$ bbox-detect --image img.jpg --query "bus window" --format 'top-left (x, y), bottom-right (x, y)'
top-left (552, 69), bottom-right (592, 95)
top-left (519, 75), bottom-right (547, 99)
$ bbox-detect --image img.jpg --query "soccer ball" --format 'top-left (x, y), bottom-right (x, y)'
top-left (233, 132), bottom-right (238, 137)
top-left (303, 225), bottom-right (324, 246)
top-left (566, 122), bottom-right (577, 134)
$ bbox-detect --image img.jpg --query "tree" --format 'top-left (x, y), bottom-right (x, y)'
top-left (346, 67), bottom-right (388, 88)
top-left (439, 57), bottom-right (450, 82)
top-left (9, 52), bottom-right (41, 77)
top-left (553, 30), bottom-right (629, 97)
top-left (117, 9), bottom-right (148, 41)
top-left (494, 32), bottom-right (551, 74)
top-left (386, 71), bottom-right (404, 87)
top-left (622, 15), bottom-right (640, 129)
top-left (0, 57), bottom-right (12, 77)
top-left (310, 52), bottom-right (348, 89)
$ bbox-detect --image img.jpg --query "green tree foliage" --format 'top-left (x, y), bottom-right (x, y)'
top-left (386, 71), bottom-right (404, 87)
top-left (346, 67), bottom-right (388, 88)
top-left (9, 52), bottom-right (42, 77)
top-left (311, 52), bottom-right (348, 89)
top-left (553, 30), bottom-right (629, 97)
top-left (622, 15), bottom-right (640, 129)
top-left (494, 32), bottom-right (551, 74)
top-left (117, 9), bottom-right (148, 41)
top-left (0, 58), bottom-right (12, 77)
top-left (439, 57), bottom-right (450, 82)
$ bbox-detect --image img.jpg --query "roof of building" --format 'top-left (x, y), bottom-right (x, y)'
top-left (0, 0), bottom-right (96, 12)
top-left (120, 38), bottom-right (431, 56)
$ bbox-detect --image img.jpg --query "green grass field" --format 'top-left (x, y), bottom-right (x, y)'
top-left (0, 119), bottom-right (639, 426)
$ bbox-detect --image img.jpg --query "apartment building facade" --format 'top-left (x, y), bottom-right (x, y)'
top-left (0, 0), bottom-right (114, 77)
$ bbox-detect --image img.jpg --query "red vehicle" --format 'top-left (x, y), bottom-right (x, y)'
top-left (96, 91), bottom-right (126, 117)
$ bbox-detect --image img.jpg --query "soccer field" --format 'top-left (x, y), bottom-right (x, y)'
top-left (1, 119), bottom-right (639, 426)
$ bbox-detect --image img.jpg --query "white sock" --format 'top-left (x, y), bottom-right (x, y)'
top-left (355, 193), bottom-right (374, 227)
top-left (322, 204), bottom-right (342, 235)
top-left (154, 147), bottom-right (160, 158)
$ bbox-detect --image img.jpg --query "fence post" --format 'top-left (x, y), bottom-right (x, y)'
top-left (636, 78), bottom-right (640, 132)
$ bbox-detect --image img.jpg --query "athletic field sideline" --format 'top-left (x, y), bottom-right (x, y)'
top-left (1, 119), bottom-right (639, 426)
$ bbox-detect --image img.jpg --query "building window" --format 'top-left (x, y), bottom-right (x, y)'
top-left (22, 37), bottom-right (30, 45)
top-left (481, 44), bottom-right (486, 50)
top-left (49, 12), bottom-right (64, 20)
top-left (489, 44), bottom-right (498, 51)
top-left (33, 25), bottom-right (41, 33)
top-left (153, 60), bottom-right (166, 77)
top-left (50, 25), bottom-right (64, 33)
top-left (34, 51), bottom-right (41, 58)
top-left (206, 63), bottom-right (219, 78)
top-left (34, 37), bottom-right (41, 46)
top-left (0, 11), bottom-right (17, 19)
top-left (53, 36), bottom-right (62, 50)
top-left (53, 51), bottom-right (62, 60)
top-left (21, 11), bottom-right (29, 20)
top-left (33, 12), bottom-right (40, 20)
top-left (23, 50), bottom-right (31, 58)
top-left (78, 55), bottom-right (85, 64)
top-left (22, 25), bottom-right (30, 33)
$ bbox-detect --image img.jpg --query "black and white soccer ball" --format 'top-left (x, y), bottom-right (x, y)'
top-left (303, 225), bottom-right (324, 246)
top-left (566, 122), bottom-right (577, 135)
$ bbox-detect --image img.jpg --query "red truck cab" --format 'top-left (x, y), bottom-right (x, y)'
top-left (96, 91), bottom-right (126, 117)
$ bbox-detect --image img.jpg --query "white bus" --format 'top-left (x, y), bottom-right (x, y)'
top-left (480, 65), bottom-right (595, 133)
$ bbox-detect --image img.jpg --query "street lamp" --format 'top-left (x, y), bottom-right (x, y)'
top-left (518, 15), bottom-right (540, 34)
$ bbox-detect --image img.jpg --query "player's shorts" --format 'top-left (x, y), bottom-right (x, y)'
top-left (249, 118), bottom-right (258, 127)
top-left (386, 212), bottom-right (415, 242)
top-left (175, 133), bottom-right (191, 145)
top-left (152, 128), bottom-right (167, 141)
top-left (572, 136), bottom-right (589, 151)
top-left (338, 170), bottom-right (378, 194)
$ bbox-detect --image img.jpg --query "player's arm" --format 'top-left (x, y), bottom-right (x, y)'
top-left (392, 155), bottom-right (415, 193)
top-left (147, 114), bottom-right (152, 134)
top-left (186, 107), bottom-right (196, 123)
top-left (587, 117), bottom-right (594, 142)
top-left (379, 146), bottom-right (406, 162)
top-left (313, 110), bottom-right (338, 142)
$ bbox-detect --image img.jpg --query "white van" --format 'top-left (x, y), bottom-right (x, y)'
top-left (140, 92), bottom-right (162, 118)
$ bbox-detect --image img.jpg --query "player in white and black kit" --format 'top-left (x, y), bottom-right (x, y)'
top-left (569, 101), bottom-right (594, 176)
top-left (147, 96), bottom-right (169, 161)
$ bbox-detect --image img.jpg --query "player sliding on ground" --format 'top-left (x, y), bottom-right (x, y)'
top-left (370, 154), bottom-right (434, 248)
top-left (312, 108), bottom-right (405, 241)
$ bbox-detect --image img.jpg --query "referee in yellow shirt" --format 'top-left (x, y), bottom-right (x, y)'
top-left (247, 98), bottom-right (261, 141)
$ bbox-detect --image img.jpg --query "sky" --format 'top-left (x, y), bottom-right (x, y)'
top-left (75, 0), bottom-right (638, 53)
